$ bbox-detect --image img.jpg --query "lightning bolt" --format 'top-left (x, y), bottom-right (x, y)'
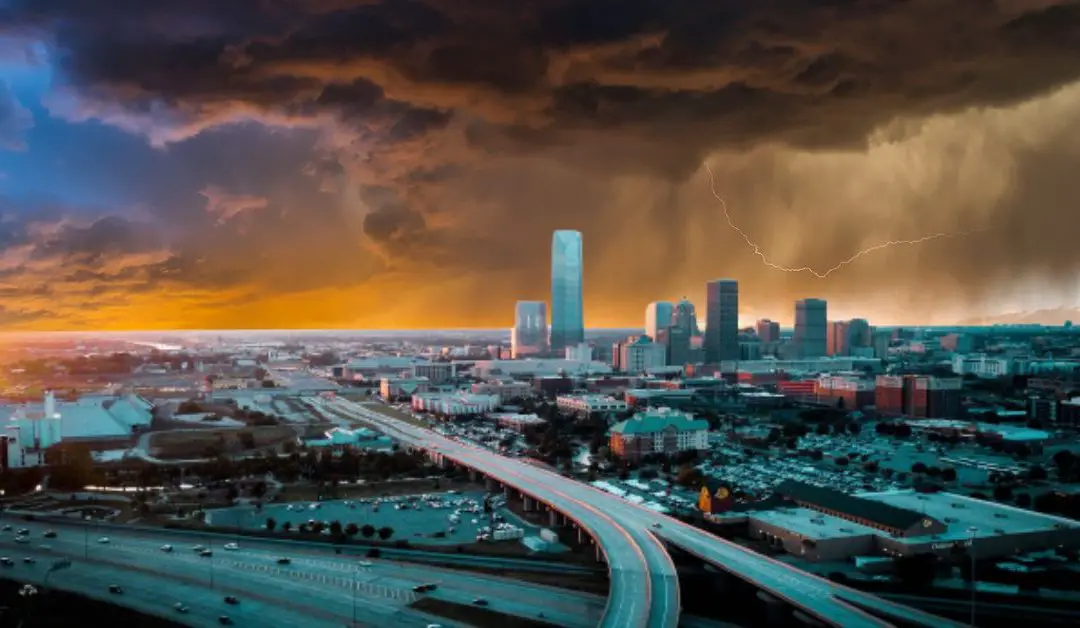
top-left (704, 163), bottom-right (990, 279)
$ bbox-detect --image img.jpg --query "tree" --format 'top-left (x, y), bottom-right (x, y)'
top-left (377, 526), bottom-right (393, 540)
top-left (265, 517), bottom-right (277, 532)
top-left (361, 524), bottom-right (376, 538)
top-left (330, 520), bottom-right (343, 537)
top-left (835, 457), bottom-right (850, 467)
top-left (911, 462), bottom-right (928, 475)
top-left (940, 467), bottom-right (957, 483)
top-left (1014, 493), bottom-right (1032, 508)
top-left (993, 484), bottom-right (1014, 502)
top-left (345, 523), bottom-right (359, 537)
top-left (862, 461), bottom-right (879, 473)
top-left (1028, 465), bottom-right (1049, 481)
top-left (282, 521), bottom-right (292, 532)
top-left (847, 422), bottom-right (861, 435)
top-left (925, 466), bottom-right (941, 478)
top-left (815, 423), bottom-right (831, 436)
top-left (675, 465), bottom-right (704, 488)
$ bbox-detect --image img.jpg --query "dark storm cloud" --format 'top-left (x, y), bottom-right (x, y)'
top-left (8, 0), bottom-right (1080, 327)
top-left (31, 216), bottom-right (162, 264)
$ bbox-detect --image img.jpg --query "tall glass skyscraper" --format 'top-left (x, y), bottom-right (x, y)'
top-left (644, 301), bottom-right (674, 341)
top-left (794, 298), bottom-right (828, 358)
top-left (550, 230), bottom-right (584, 353)
top-left (705, 279), bottom-right (739, 363)
top-left (512, 300), bottom-right (548, 358)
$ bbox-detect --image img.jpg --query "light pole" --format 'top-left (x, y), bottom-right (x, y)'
top-left (351, 567), bottom-right (357, 627)
top-left (968, 526), bottom-right (978, 627)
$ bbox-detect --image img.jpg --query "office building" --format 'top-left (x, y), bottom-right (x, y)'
top-left (645, 301), bottom-right (674, 341)
top-left (756, 319), bottom-right (780, 343)
top-left (672, 298), bottom-right (699, 337)
top-left (411, 362), bottom-right (456, 384)
top-left (875, 375), bottom-right (962, 419)
top-left (657, 325), bottom-right (691, 367)
top-left (794, 298), bottom-right (828, 358)
top-left (511, 300), bottom-right (548, 358)
top-left (550, 230), bottom-right (584, 353)
top-left (565, 342), bottom-right (593, 362)
top-left (609, 409), bottom-right (710, 463)
top-left (705, 279), bottom-right (740, 363)
top-left (827, 320), bottom-right (850, 356)
top-left (619, 335), bottom-right (667, 373)
top-left (556, 394), bottom-right (628, 417)
top-left (846, 318), bottom-right (872, 352)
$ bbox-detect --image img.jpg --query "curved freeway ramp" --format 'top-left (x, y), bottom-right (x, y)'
top-left (316, 397), bottom-right (680, 628)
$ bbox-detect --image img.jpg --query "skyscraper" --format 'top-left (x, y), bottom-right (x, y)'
top-left (794, 298), bottom-right (828, 358)
top-left (645, 301), bottom-right (674, 341)
top-left (705, 279), bottom-right (739, 363)
top-left (827, 320), bottom-right (850, 356)
top-left (846, 318), bottom-right (872, 351)
top-left (550, 230), bottom-right (584, 353)
top-left (755, 319), bottom-right (781, 343)
top-left (511, 301), bottom-right (548, 358)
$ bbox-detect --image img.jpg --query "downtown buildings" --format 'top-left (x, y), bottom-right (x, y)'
top-left (511, 301), bottom-right (548, 358)
top-left (705, 279), bottom-right (740, 362)
top-left (794, 298), bottom-right (828, 358)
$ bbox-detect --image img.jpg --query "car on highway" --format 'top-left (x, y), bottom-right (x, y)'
top-left (108, 585), bottom-right (123, 594)
top-left (223, 595), bottom-right (239, 605)
top-left (42, 531), bottom-right (56, 538)
top-left (22, 557), bottom-right (34, 564)
top-left (192, 545), bottom-right (206, 552)
top-left (412, 583), bottom-right (437, 593)
top-left (223, 542), bottom-right (239, 551)
top-left (0, 558), bottom-right (13, 566)
top-left (472, 598), bottom-right (488, 606)
top-left (13, 537), bottom-right (28, 544)
top-left (174, 603), bottom-right (189, 613)
top-left (160, 545), bottom-right (173, 552)
top-left (98, 537), bottom-right (110, 544)
top-left (652, 522), bottom-right (662, 529)
top-left (276, 557), bottom-right (291, 565)
top-left (17, 528), bottom-right (29, 536)
top-left (218, 617), bottom-right (233, 626)
top-left (1, 524), bottom-right (11, 531)
top-left (200, 549), bottom-right (213, 557)
top-left (357, 561), bottom-right (372, 567)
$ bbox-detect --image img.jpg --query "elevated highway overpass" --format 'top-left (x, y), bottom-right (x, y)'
top-left (315, 397), bottom-right (964, 628)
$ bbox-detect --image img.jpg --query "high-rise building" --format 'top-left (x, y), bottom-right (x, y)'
top-left (657, 325), bottom-right (690, 367)
top-left (827, 320), bottom-right (850, 356)
top-left (793, 298), bottom-right (828, 358)
top-left (672, 297), bottom-right (699, 337)
top-left (847, 318), bottom-right (872, 352)
top-left (550, 230), bottom-right (584, 353)
top-left (619, 336), bottom-right (667, 373)
top-left (755, 319), bottom-right (781, 343)
top-left (645, 301), bottom-right (674, 341)
top-left (705, 279), bottom-right (739, 363)
top-left (511, 301), bottom-right (548, 358)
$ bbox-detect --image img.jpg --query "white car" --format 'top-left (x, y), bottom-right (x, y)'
top-left (223, 543), bottom-right (239, 551)
top-left (161, 545), bottom-right (173, 552)
top-left (98, 537), bottom-right (110, 544)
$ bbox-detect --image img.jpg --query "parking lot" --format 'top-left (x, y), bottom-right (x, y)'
top-left (208, 490), bottom-right (533, 546)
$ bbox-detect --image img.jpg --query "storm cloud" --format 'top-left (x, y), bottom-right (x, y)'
top-left (2, 0), bottom-right (1080, 329)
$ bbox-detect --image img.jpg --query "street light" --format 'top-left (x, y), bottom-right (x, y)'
top-left (968, 526), bottom-right (978, 627)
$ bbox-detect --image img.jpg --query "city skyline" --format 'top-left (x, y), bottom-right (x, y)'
top-left (2, 2), bottom-right (1080, 332)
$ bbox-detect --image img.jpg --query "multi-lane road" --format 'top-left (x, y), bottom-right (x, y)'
top-left (0, 518), bottom-right (606, 627)
top-left (315, 397), bottom-right (964, 628)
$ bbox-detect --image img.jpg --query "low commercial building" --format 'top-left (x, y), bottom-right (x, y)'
top-left (488, 413), bottom-right (547, 432)
top-left (720, 483), bottom-right (1080, 562)
top-left (624, 388), bottom-right (696, 408)
top-left (815, 374), bottom-right (876, 410)
top-left (609, 409), bottom-right (709, 463)
top-left (470, 380), bottom-right (533, 403)
top-left (379, 377), bottom-right (430, 400)
top-left (555, 394), bottom-right (627, 417)
top-left (411, 392), bottom-right (500, 416)
top-left (411, 362), bottom-right (457, 384)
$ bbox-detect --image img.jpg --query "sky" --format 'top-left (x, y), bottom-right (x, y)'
top-left (1, 0), bottom-right (1080, 331)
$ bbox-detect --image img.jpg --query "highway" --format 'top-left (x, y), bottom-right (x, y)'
top-left (317, 397), bottom-right (965, 628)
top-left (0, 520), bottom-right (606, 628)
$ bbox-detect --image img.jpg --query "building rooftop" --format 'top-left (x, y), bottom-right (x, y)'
top-left (859, 490), bottom-right (1080, 542)
top-left (775, 480), bottom-right (932, 531)
top-left (610, 410), bottom-right (709, 435)
top-left (751, 507), bottom-right (880, 541)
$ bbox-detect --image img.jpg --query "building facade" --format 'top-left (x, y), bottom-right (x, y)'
top-left (555, 394), bottom-right (627, 416)
top-left (875, 375), bottom-right (962, 419)
top-left (756, 319), bottom-right (781, 343)
top-left (512, 300), bottom-right (549, 358)
top-left (619, 335), bottom-right (667, 373)
top-left (705, 279), bottom-right (740, 363)
top-left (609, 409), bottom-right (709, 463)
top-left (550, 230), bottom-right (584, 353)
top-left (645, 301), bottom-right (674, 341)
top-left (411, 362), bottom-right (456, 384)
top-left (794, 298), bottom-right (828, 358)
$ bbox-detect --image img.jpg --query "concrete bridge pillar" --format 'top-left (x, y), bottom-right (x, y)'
top-left (548, 510), bottom-right (558, 527)
top-left (485, 477), bottom-right (496, 492)
top-left (503, 485), bottom-right (511, 499)
top-left (595, 546), bottom-right (605, 563)
top-left (577, 528), bottom-right (585, 545)
top-left (522, 496), bottom-right (534, 511)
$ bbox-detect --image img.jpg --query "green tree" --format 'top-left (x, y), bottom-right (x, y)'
top-left (377, 526), bottom-right (393, 540)
top-left (265, 517), bottom-right (277, 532)
top-left (329, 520), bottom-right (343, 536)
top-left (345, 523), bottom-right (359, 536)
top-left (361, 524), bottom-right (376, 538)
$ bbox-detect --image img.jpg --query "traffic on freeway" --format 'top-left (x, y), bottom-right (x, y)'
top-left (0, 519), bottom-right (604, 627)
top-left (317, 397), bottom-right (964, 628)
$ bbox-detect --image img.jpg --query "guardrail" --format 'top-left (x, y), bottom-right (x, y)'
top-left (4, 511), bottom-right (603, 575)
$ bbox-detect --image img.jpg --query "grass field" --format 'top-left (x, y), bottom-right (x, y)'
top-left (147, 425), bottom-right (297, 460)
top-left (356, 402), bottom-right (430, 428)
